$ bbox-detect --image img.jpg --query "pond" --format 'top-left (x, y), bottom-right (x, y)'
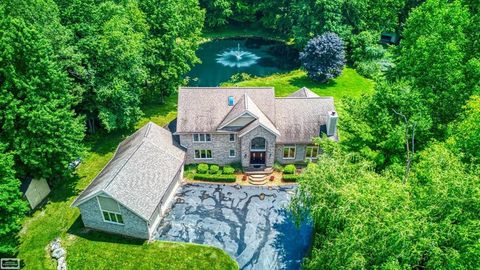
top-left (155, 183), bottom-right (313, 270)
top-left (187, 38), bottom-right (300, 87)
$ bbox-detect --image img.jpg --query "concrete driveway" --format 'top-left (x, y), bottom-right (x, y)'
top-left (154, 183), bottom-right (313, 270)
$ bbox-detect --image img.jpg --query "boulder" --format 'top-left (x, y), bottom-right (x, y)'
top-left (52, 248), bottom-right (66, 259)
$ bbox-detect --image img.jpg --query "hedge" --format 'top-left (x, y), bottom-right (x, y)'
top-left (223, 166), bottom-right (235, 174)
top-left (282, 174), bottom-right (299, 182)
top-left (193, 173), bottom-right (236, 182)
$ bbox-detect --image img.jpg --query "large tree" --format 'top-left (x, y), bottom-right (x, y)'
top-left (0, 145), bottom-right (28, 256)
top-left (0, 0), bottom-right (85, 180)
top-left (57, 0), bottom-right (148, 132)
top-left (299, 32), bottom-right (346, 82)
top-left (139, 0), bottom-right (204, 102)
top-left (396, 0), bottom-right (471, 134)
top-left (294, 140), bottom-right (480, 269)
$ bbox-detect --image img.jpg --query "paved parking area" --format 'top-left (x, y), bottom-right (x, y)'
top-left (154, 183), bottom-right (313, 270)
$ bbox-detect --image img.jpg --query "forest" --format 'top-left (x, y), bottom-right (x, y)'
top-left (1, 0), bottom-right (479, 268)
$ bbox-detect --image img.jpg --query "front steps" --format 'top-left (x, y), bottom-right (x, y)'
top-left (248, 174), bottom-right (268, 185)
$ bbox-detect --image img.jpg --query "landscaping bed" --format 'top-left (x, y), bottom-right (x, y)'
top-left (190, 163), bottom-right (238, 183)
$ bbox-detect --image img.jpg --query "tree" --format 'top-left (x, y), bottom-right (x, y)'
top-left (0, 0), bottom-right (85, 179)
top-left (299, 32), bottom-right (346, 82)
top-left (293, 141), bottom-right (480, 269)
top-left (0, 145), bottom-right (28, 256)
top-left (200, 0), bottom-right (233, 28)
top-left (449, 96), bottom-right (480, 163)
top-left (139, 0), bottom-right (204, 102)
top-left (396, 0), bottom-right (471, 134)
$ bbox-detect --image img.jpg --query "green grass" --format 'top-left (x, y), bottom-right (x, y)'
top-left (17, 94), bottom-right (237, 270)
top-left (222, 68), bottom-right (375, 102)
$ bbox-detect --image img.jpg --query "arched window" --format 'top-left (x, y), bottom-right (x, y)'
top-left (251, 137), bottom-right (266, 151)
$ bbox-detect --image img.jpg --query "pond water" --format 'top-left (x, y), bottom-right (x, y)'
top-left (187, 38), bottom-right (300, 87)
top-left (155, 183), bottom-right (313, 270)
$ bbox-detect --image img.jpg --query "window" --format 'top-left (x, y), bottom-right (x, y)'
top-left (251, 137), bottom-right (266, 151)
top-left (305, 146), bottom-right (319, 159)
top-left (229, 149), bottom-right (236, 157)
top-left (194, 149), bottom-right (212, 159)
top-left (193, 133), bottom-right (211, 142)
top-left (229, 134), bottom-right (235, 142)
top-left (283, 146), bottom-right (296, 159)
top-left (97, 196), bottom-right (124, 225)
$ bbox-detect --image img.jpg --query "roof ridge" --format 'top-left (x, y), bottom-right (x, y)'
top-left (276, 96), bottom-right (334, 100)
top-left (143, 139), bottom-right (185, 164)
top-left (104, 141), bottom-right (145, 191)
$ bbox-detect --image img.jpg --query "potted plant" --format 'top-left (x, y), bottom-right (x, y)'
top-left (269, 175), bottom-right (275, 181)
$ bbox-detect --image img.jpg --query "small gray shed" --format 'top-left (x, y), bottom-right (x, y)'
top-left (71, 122), bottom-right (185, 239)
top-left (21, 177), bottom-right (51, 209)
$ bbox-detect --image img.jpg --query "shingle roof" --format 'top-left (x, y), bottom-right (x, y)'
top-left (71, 122), bottom-right (185, 221)
top-left (274, 97), bottom-right (335, 143)
top-left (176, 87), bottom-right (275, 133)
top-left (288, 87), bottom-right (320, 98)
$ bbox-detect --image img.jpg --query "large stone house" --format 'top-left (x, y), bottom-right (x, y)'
top-left (175, 87), bottom-right (338, 169)
top-left (71, 122), bottom-right (185, 239)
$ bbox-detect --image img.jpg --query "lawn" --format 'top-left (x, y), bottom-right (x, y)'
top-left (222, 68), bottom-right (375, 102)
top-left (17, 94), bottom-right (237, 270)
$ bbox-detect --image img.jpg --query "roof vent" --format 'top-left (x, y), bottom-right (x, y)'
top-left (228, 96), bottom-right (234, 106)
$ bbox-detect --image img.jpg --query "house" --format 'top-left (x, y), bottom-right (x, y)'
top-left (175, 87), bottom-right (338, 169)
top-left (71, 122), bottom-right (185, 239)
top-left (20, 177), bottom-right (51, 209)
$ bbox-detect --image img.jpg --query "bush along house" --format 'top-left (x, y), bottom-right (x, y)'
top-left (175, 87), bottom-right (338, 170)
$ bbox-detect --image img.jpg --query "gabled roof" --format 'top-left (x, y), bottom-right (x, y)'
top-left (218, 94), bottom-right (279, 136)
top-left (176, 87), bottom-right (275, 133)
top-left (71, 122), bottom-right (185, 221)
top-left (288, 87), bottom-right (320, 98)
top-left (274, 97), bottom-right (335, 143)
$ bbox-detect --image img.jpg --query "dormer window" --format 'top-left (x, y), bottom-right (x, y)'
top-left (228, 96), bottom-right (234, 106)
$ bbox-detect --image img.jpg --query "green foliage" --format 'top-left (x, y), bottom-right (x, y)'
top-left (0, 1), bottom-right (85, 179)
top-left (139, 0), bottom-right (204, 101)
top-left (283, 164), bottom-right (296, 174)
top-left (293, 142), bottom-right (480, 269)
top-left (396, 0), bottom-right (471, 133)
top-left (193, 173), bottom-right (236, 182)
top-left (0, 145), bottom-right (28, 255)
top-left (197, 163), bottom-right (209, 174)
top-left (209, 164), bottom-right (220, 174)
top-left (200, 0), bottom-right (233, 28)
top-left (449, 96), bottom-right (480, 163)
top-left (222, 166), bottom-right (235, 174)
top-left (282, 174), bottom-right (299, 182)
top-left (273, 162), bottom-right (284, 172)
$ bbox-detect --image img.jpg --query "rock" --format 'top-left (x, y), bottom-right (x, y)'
top-left (57, 257), bottom-right (67, 270)
top-left (50, 239), bottom-right (61, 251)
top-left (52, 248), bottom-right (66, 259)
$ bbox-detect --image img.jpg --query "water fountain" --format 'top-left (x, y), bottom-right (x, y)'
top-left (216, 43), bottom-right (261, 68)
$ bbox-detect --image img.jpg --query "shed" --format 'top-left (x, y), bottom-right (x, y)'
top-left (20, 178), bottom-right (51, 209)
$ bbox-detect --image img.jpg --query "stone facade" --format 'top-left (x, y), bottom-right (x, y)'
top-left (179, 133), bottom-right (241, 165)
top-left (239, 126), bottom-right (276, 167)
top-left (78, 194), bottom-right (150, 239)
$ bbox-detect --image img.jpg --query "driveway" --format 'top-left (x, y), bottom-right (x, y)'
top-left (154, 183), bottom-right (313, 270)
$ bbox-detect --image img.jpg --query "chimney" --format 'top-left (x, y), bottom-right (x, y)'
top-left (326, 111), bottom-right (338, 136)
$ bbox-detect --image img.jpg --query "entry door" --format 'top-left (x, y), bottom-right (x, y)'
top-left (250, 152), bottom-right (266, 165)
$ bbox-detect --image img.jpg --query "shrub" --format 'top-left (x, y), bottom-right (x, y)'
top-left (283, 164), bottom-right (296, 174)
top-left (299, 32), bottom-right (345, 82)
top-left (197, 163), bottom-right (209, 174)
top-left (273, 162), bottom-right (284, 172)
top-left (282, 174), bottom-right (299, 182)
top-left (223, 166), bottom-right (235, 174)
top-left (356, 60), bottom-right (383, 79)
top-left (193, 174), bottom-right (236, 182)
top-left (209, 164), bottom-right (220, 174)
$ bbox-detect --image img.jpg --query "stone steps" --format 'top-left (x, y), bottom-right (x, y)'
top-left (248, 174), bottom-right (268, 185)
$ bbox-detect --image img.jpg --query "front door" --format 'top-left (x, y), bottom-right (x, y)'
top-left (250, 152), bottom-right (266, 165)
